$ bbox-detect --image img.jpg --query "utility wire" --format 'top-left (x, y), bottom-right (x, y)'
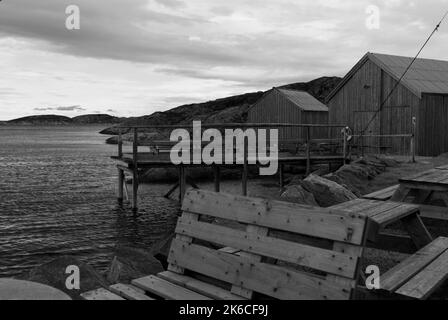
top-left (359, 10), bottom-right (448, 140)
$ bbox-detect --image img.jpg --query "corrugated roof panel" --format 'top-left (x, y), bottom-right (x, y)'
top-left (371, 53), bottom-right (448, 96)
top-left (277, 89), bottom-right (328, 112)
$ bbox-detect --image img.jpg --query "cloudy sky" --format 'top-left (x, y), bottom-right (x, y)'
top-left (1, 0), bottom-right (448, 120)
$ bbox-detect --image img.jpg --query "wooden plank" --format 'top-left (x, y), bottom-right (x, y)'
top-left (230, 225), bottom-right (267, 298)
top-left (410, 170), bottom-right (445, 183)
top-left (331, 200), bottom-right (418, 228)
top-left (363, 185), bottom-right (399, 201)
top-left (158, 271), bottom-right (246, 300)
top-left (132, 275), bottom-right (211, 300)
top-left (399, 182), bottom-right (448, 192)
top-left (182, 190), bottom-right (367, 245)
top-left (419, 204), bottom-right (448, 221)
top-left (175, 218), bottom-right (359, 278)
top-left (168, 211), bottom-right (199, 274)
top-left (396, 249), bottom-right (448, 299)
top-left (401, 169), bottom-right (439, 182)
top-left (168, 239), bottom-right (353, 300)
top-left (81, 288), bottom-right (125, 300)
top-left (109, 284), bottom-right (154, 300)
top-left (390, 185), bottom-right (412, 202)
top-left (381, 237), bottom-right (448, 292)
top-left (370, 203), bottom-right (420, 227)
top-left (401, 214), bottom-right (433, 249)
top-left (331, 199), bottom-right (383, 212)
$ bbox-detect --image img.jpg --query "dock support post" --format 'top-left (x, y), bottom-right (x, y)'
top-left (306, 127), bottom-right (311, 176)
top-left (118, 129), bottom-right (123, 158)
top-left (342, 127), bottom-right (348, 165)
top-left (213, 165), bottom-right (220, 192)
top-left (242, 138), bottom-right (248, 196)
top-left (279, 164), bottom-right (284, 188)
top-left (179, 165), bottom-right (186, 202)
top-left (132, 128), bottom-right (139, 212)
top-left (118, 168), bottom-right (124, 204)
top-left (411, 116), bottom-right (416, 163)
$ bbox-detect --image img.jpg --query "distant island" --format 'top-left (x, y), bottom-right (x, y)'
top-left (3, 114), bottom-right (122, 126)
top-left (1, 76), bottom-right (342, 143)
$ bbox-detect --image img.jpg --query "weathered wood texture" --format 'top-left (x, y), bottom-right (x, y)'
top-left (380, 237), bottom-right (448, 299)
top-left (363, 185), bottom-right (400, 201)
top-left (327, 57), bottom-right (448, 156)
top-left (418, 94), bottom-right (448, 156)
top-left (165, 189), bottom-right (371, 300)
top-left (248, 89), bottom-right (329, 141)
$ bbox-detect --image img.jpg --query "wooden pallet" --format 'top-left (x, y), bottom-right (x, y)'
top-left (83, 190), bottom-right (374, 300)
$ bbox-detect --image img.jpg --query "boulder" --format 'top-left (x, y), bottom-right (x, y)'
top-left (301, 174), bottom-right (357, 207)
top-left (281, 184), bottom-right (319, 206)
top-left (324, 156), bottom-right (400, 196)
top-left (325, 164), bottom-right (375, 196)
top-left (149, 234), bottom-right (175, 267)
top-left (26, 256), bottom-right (109, 300)
top-left (106, 246), bottom-right (164, 284)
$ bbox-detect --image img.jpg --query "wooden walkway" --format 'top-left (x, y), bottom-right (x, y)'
top-left (111, 123), bottom-right (350, 211)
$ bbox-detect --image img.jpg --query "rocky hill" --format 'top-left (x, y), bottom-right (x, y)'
top-left (101, 76), bottom-right (342, 144)
top-left (72, 114), bottom-right (122, 124)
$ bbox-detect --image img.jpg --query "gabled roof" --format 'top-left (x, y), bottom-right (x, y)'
top-left (275, 88), bottom-right (328, 112)
top-left (326, 52), bottom-right (448, 101)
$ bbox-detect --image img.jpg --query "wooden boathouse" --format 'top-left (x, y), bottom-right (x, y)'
top-left (327, 52), bottom-right (448, 156)
top-left (248, 88), bottom-right (329, 141)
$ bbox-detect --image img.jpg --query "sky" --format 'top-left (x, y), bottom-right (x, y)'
top-left (1, 0), bottom-right (448, 120)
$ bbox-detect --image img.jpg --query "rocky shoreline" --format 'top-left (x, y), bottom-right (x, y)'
top-left (16, 155), bottom-right (404, 299)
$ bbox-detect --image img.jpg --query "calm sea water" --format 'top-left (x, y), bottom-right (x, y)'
top-left (0, 126), bottom-right (180, 277)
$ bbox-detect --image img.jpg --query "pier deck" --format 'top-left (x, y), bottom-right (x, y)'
top-left (110, 123), bottom-right (350, 211)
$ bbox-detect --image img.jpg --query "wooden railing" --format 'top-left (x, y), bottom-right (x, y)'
top-left (351, 133), bottom-right (415, 162)
top-left (114, 123), bottom-right (350, 173)
top-left (112, 123), bottom-right (350, 209)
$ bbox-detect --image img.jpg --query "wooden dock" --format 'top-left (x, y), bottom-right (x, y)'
top-left (110, 123), bottom-right (349, 211)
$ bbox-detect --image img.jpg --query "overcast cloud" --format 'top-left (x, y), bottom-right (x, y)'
top-left (1, 0), bottom-right (448, 119)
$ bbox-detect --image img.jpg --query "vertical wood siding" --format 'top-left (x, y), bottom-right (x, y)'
top-left (248, 90), bottom-right (328, 141)
top-left (418, 94), bottom-right (448, 156)
top-left (328, 59), bottom-right (420, 155)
